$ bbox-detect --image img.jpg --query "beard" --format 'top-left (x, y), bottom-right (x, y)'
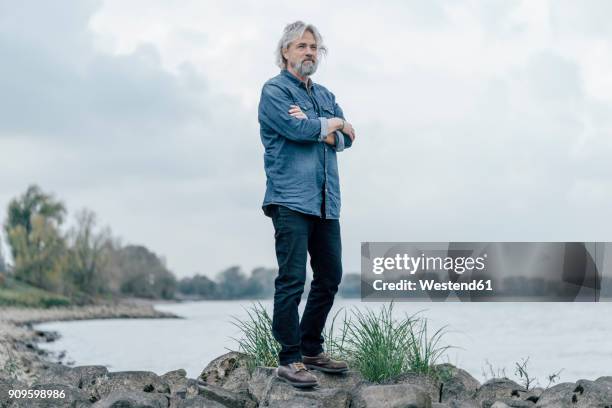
top-left (291, 58), bottom-right (318, 77)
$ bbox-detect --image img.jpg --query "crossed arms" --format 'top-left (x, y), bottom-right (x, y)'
top-left (259, 84), bottom-right (356, 150)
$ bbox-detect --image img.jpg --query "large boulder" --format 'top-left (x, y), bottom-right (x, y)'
top-left (161, 369), bottom-right (199, 400)
top-left (475, 378), bottom-right (524, 408)
top-left (0, 376), bottom-right (28, 407)
top-left (435, 364), bottom-right (480, 403)
top-left (535, 379), bottom-right (612, 407)
top-left (91, 371), bottom-right (171, 402)
top-left (351, 383), bottom-right (432, 408)
top-left (11, 383), bottom-right (92, 408)
top-left (262, 378), bottom-right (350, 408)
top-left (389, 371), bottom-right (442, 403)
top-left (198, 352), bottom-right (251, 393)
top-left (91, 390), bottom-right (169, 408)
top-left (172, 395), bottom-right (226, 408)
top-left (197, 382), bottom-right (257, 408)
top-left (35, 364), bottom-right (108, 393)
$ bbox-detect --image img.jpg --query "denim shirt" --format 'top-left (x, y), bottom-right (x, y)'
top-left (258, 69), bottom-right (352, 219)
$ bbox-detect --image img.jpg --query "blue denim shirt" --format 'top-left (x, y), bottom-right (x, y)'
top-left (258, 69), bottom-right (352, 219)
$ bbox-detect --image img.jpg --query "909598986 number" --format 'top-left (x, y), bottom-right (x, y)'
top-left (8, 389), bottom-right (66, 399)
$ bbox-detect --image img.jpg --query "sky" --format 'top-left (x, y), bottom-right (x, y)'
top-left (1, 0), bottom-right (611, 278)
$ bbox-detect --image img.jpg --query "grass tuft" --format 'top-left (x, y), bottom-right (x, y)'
top-left (229, 302), bottom-right (280, 371)
top-left (230, 301), bottom-right (451, 382)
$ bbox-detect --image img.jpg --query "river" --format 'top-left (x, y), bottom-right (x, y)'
top-left (35, 300), bottom-right (612, 385)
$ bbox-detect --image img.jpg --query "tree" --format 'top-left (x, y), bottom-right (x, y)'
top-left (3, 185), bottom-right (67, 291)
top-left (216, 266), bottom-right (248, 299)
top-left (113, 245), bottom-right (176, 299)
top-left (64, 209), bottom-right (113, 296)
top-left (0, 242), bottom-right (6, 274)
top-left (4, 185), bottom-right (66, 258)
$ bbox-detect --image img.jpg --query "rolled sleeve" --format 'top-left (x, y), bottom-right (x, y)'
top-left (318, 117), bottom-right (328, 142)
top-left (334, 130), bottom-right (345, 152)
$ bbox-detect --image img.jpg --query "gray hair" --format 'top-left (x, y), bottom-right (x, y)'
top-left (275, 21), bottom-right (328, 69)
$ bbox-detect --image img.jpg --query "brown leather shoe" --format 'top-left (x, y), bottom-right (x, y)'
top-left (302, 352), bottom-right (349, 374)
top-left (276, 362), bottom-right (319, 388)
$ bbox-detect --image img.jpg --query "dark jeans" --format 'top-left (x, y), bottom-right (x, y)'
top-left (269, 205), bottom-right (343, 365)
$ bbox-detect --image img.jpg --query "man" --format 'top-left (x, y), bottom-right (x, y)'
top-left (258, 21), bottom-right (356, 388)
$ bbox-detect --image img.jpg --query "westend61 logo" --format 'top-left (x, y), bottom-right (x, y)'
top-left (372, 253), bottom-right (487, 275)
top-left (361, 242), bottom-right (611, 302)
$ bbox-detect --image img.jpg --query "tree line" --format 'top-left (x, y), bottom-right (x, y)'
top-left (0, 185), bottom-right (361, 303)
top-left (1, 185), bottom-right (176, 302)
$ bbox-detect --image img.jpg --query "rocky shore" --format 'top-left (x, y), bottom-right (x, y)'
top-left (0, 301), bottom-right (178, 384)
top-left (1, 306), bottom-right (611, 407)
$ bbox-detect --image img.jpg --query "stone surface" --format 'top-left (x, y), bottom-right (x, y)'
top-left (197, 382), bottom-right (256, 408)
top-left (162, 369), bottom-right (199, 399)
top-left (35, 364), bottom-right (109, 393)
top-left (390, 371), bottom-right (441, 403)
top-left (246, 367), bottom-right (276, 404)
top-left (351, 383), bottom-right (432, 408)
top-left (435, 364), bottom-right (481, 403)
top-left (535, 379), bottom-right (612, 408)
top-left (263, 378), bottom-right (350, 408)
top-left (91, 390), bottom-right (169, 408)
top-left (198, 352), bottom-right (251, 393)
top-left (92, 371), bottom-right (171, 401)
top-left (475, 378), bottom-right (524, 408)
top-left (11, 382), bottom-right (92, 408)
top-left (172, 395), bottom-right (226, 408)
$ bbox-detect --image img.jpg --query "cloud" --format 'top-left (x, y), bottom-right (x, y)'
top-left (1, 0), bottom-right (611, 277)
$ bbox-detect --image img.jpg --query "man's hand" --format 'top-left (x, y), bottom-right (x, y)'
top-left (328, 118), bottom-right (355, 142)
top-left (341, 121), bottom-right (356, 142)
top-left (288, 105), bottom-right (307, 119)
top-left (323, 133), bottom-right (336, 146)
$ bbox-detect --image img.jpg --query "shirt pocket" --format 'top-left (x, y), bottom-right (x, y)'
top-left (320, 103), bottom-right (335, 119)
top-left (296, 99), bottom-right (316, 119)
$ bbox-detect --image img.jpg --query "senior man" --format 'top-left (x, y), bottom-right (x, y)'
top-left (258, 21), bottom-right (356, 388)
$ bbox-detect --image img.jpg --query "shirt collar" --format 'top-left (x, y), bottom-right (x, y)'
top-left (281, 69), bottom-right (313, 90)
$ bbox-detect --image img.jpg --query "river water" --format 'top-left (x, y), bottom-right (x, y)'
top-left (35, 300), bottom-right (612, 385)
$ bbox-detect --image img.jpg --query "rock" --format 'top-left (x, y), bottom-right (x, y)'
top-left (262, 378), bottom-right (350, 408)
top-left (535, 379), bottom-right (612, 407)
top-left (172, 395), bottom-right (226, 408)
top-left (35, 364), bottom-right (108, 392)
top-left (0, 376), bottom-right (28, 408)
top-left (489, 398), bottom-right (535, 407)
top-left (92, 371), bottom-right (171, 401)
top-left (475, 378), bottom-right (524, 408)
top-left (197, 382), bottom-right (257, 408)
top-left (311, 369), bottom-right (364, 390)
top-left (162, 369), bottom-right (187, 383)
top-left (161, 370), bottom-right (198, 399)
top-left (351, 383), bottom-right (432, 408)
top-left (198, 352), bottom-right (251, 393)
top-left (91, 390), bottom-right (169, 408)
top-left (447, 401), bottom-right (479, 408)
top-left (11, 383), bottom-right (92, 407)
top-left (246, 367), bottom-right (276, 404)
top-left (389, 371), bottom-right (441, 403)
top-left (435, 364), bottom-right (480, 403)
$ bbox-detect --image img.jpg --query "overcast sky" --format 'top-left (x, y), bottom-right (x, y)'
top-left (1, 0), bottom-right (611, 278)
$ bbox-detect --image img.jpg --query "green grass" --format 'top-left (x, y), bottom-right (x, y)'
top-left (230, 301), bottom-right (451, 382)
top-left (230, 302), bottom-right (280, 370)
top-left (0, 276), bottom-right (71, 308)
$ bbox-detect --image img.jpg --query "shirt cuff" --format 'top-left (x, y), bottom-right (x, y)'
top-left (318, 117), bottom-right (328, 142)
top-left (334, 131), bottom-right (345, 152)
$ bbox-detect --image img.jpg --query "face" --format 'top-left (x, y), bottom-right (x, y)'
top-left (283, 30), bottom-right (319, 77)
